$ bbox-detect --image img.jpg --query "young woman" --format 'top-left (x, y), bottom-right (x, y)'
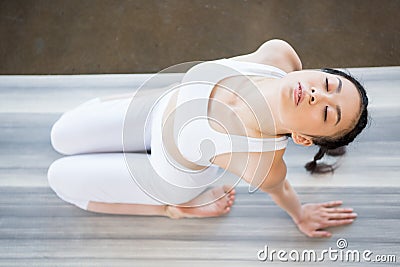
top-left (48, 39), bottom-right (368, 238)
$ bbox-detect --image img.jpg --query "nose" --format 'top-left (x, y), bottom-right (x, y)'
top-left (309, 86), bottom-right (330, 105)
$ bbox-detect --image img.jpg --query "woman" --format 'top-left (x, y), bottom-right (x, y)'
top-left (48, 39), bottom-right (368, 238)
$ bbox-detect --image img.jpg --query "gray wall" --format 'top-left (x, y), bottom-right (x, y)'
top-left (1, 0), bottom-right (399, 74)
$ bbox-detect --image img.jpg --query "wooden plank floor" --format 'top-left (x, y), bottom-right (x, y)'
top-left (1, 67), bottom-right (400, 266)
top-left (1, 187), bottom-right (399, 266)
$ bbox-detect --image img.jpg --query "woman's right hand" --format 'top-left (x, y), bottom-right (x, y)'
top-left (295, 201), bottom-right (357, 238)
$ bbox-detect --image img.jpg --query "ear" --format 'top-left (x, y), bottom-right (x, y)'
top-left (291, 132), bottom-right (313, 146)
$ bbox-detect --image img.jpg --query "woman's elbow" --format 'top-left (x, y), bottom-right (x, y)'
top-left (259, 162), bottom-right (287, 194)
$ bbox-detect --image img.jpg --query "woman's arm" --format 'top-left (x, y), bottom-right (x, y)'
top-left (257, 157), bottom-right (303, 224)
top-left (229, 39), bottom-right (303, 73)
top-left (261, 179), bottom-right (303, 224)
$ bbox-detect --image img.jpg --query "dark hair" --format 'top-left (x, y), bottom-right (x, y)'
top-left (304, 68), bottom-right (369, 174)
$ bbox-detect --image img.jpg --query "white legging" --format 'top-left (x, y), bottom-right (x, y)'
top-left (47, 89), bottom-right (218, 210)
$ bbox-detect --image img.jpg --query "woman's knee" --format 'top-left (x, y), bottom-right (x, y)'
top-left (50, 116), bottom-right (74, 155)
top-left (47, 157), bottom-right (69, 194)
top-left (50, 112), bottom-right (85, 155)
top-left (47, 157), bottom-right (89, 209)
top-left (50, 98), bottom-right (100, 155)
top-left (47, 159), bottom-right (71, 209)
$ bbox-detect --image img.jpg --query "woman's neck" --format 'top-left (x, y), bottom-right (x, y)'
top-left (247, 77), bottom-right (290, 137)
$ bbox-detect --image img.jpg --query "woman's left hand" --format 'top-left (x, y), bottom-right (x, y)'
top-left (295, 200), bottom-right (357, 238)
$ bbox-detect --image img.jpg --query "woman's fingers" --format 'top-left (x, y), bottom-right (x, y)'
top-left (324, 207), bottom-right (354, 213)
top-left (320, 200), bottom-right (343, 208)
top-left (320, 201), bottom-right (355, 214)
top-left (310, 230), bottom-right (332, 238)
top-left (326, 212), bottom-right (358, 220)
top-left (325, 218), bottom-right (355, 227)
top-left (298, 202), bottom-right (357, 238)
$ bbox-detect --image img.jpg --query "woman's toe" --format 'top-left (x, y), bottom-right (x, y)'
top-left (223, 185), bottom-right (234, 194)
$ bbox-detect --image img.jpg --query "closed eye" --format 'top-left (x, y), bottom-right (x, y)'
top-left (324, 106), bottom-right (328, 122)
top-left (325, 77), bottom-right (329, 92)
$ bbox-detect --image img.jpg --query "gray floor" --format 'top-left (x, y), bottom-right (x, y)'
top-left (0, 67), bottom-right (399, 266)
top-left (1, 187), bottom-right (399, 266)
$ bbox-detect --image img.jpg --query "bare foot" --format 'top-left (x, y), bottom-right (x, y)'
top-left (165, 185), bottom-right (236, 219)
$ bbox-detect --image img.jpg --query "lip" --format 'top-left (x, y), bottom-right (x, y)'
top-left (294, 82), bottom-right (304, 106)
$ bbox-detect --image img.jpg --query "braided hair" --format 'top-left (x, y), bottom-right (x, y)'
top-left (304, 68), bottom-right (369, 174)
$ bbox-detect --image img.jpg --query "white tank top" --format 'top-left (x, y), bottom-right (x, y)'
top-left (174, 58), bottom-right (288, 167)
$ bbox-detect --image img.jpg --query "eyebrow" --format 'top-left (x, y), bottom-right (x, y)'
top-left (336, 77), bottom-right (342, 93)
top-left (334, 77), bottom-right (342, 125)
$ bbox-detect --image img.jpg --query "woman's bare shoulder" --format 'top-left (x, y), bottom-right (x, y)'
top-left (229, 39), bottom-right (302, 73)
top-left (244, 149), bottom-right (287, 190)
top-left (213, 148), bottom-right (287, 189)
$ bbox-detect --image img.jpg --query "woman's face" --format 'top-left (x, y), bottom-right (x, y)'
top-left (277, 70), bottom-right (361, 142)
